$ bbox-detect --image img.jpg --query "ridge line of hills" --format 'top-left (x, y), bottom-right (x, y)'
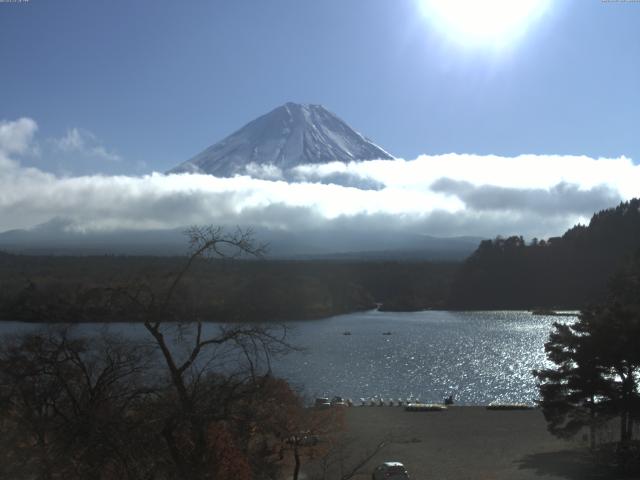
top-left (449, 198), bottom-right (640, 309)
top-left (1, 199), bottom-right (639, 321)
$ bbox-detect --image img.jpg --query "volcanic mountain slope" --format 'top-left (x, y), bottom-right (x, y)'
top-left (169, 102), bottom-right (394, 176)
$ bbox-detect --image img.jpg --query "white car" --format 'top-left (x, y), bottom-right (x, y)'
top-left (372, 462), bottom-right (410, 480)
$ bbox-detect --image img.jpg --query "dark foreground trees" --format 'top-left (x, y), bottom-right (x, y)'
top-left (0, 329), bottom-right (156, 479)
top-left (534, 253), bottom-right (640, 455)
top-left (0, 226), bottom-right (339, 480)
top-left (0, 328), bottom-right (317, 480)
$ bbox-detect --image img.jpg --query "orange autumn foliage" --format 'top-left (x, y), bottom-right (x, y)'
top-left (207, 422), bottom-right (252, 480)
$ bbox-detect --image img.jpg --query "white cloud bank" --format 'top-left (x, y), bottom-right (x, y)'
top-left (1, 117), bottom-right (638, 240)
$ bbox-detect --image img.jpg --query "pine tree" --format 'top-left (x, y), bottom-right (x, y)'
top-left (534, 252), bottom-right (640, 448)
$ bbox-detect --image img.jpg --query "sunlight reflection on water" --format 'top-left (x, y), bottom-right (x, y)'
top-left (0, 310), bottom-right (576, 406)
top-left (273, 310), bottom-right (576, 405)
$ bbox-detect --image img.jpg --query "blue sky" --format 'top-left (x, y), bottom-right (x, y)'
top-left (1, 0), bottom-right (639, 175)
top-left (1, 0), bottom-right (640, 241)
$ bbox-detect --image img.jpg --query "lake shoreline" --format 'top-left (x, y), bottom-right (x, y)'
top-left (0, 307), bottom-right (581, 324)
top-left (0, 311), bottom-right (576, 405)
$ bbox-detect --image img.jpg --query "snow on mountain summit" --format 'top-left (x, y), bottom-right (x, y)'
top-left (169, 103), bottom-right (394, 177)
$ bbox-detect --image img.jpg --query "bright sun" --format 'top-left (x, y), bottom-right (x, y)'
top-left (418, 0), bottom-right (551, 48)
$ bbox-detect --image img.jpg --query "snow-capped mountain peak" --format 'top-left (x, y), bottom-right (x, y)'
top-left (169, 102), bottom-right (394, 176)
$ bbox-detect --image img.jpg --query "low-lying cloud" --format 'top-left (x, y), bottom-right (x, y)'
top-left (430, 178), bottom-right (622, 216)
top-left (1, 117), bottom-right (639, 243)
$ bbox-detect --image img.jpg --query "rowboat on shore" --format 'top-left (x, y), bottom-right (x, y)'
top-left (405, 403), bottom-right (447, 412)
top-left (486, 403), bottom-right (534, 410)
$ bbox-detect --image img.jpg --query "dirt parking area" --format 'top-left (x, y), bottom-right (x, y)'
top-left (301, 406), bottom-right (620, 480)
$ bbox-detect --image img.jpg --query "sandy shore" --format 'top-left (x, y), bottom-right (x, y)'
top-left (301, 406), bottom-right (621, 480)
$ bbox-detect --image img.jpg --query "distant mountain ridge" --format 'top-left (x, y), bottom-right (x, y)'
top-left (169, 102), bottom-right (393, 176)
top-left (0, 219), bottom-right (481, 260)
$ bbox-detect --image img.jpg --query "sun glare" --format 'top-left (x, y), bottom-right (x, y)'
top-left (418, 0), bottom-right (551, 49)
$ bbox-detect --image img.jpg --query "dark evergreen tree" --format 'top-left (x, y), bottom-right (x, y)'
top-left (533, 319), bottom-right (612, 449)
top-left (534, 252), bottom-right (640, 448)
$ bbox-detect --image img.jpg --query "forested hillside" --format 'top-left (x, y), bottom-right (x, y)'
top-left (449, 199), bottom-right (640, 309)
top-left (0, 254), bottom-right (457, 322)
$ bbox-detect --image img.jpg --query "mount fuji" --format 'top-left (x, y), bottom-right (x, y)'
top-left (169, 102), bottom-right (394, 177)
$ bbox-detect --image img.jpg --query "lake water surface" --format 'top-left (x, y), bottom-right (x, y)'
top-left (0, 310), bottom-right (576, 405)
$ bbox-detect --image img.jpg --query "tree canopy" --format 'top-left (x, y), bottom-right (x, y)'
top-left (450, 198), bottom-right (640, 309)
top-left (0, 227), bottom-right (347, 480)
top-left (534, 251), bottom-right (640, 451)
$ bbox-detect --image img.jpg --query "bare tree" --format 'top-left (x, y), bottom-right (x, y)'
top-left (1, 226), bottom-right (302, 480)
top-left (108, 226), bottom-right (295, 479)
top-left (0, 328), bottom-right (156, 480)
